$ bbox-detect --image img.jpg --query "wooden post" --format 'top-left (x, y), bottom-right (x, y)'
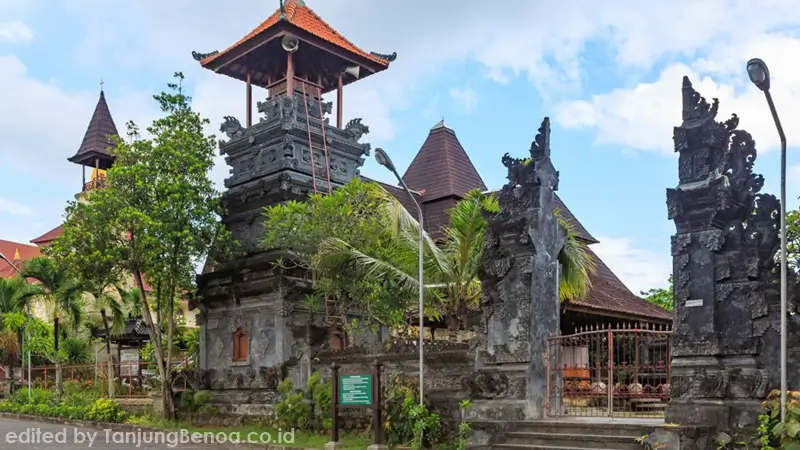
top-left (245, 72), bottom-right (252, 128)
top-left (331, 363), bottom-right (340, 444)
top-left (286, 52), bottom-right (295, 98)
top-left (373, 360), bottom-right (383, 446)
top-left (336, 73), bottom-right (343, 128)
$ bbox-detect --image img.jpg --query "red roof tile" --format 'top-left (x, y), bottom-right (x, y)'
top-left (402, 121), bottom-right (487, 202)
top-left (30, 225), bottom-right (63, 246)
top-left (0, 239), bottom-right (41, 279)
top-left (200, 0), bottom-right (391, 68)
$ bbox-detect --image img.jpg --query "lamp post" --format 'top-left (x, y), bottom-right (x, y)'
top-left (0, 251), bottom-right (32, 399)
top-left (374, 147), bottom-right (425, 405)
top-left (747, 58), bottom-right (788, 424)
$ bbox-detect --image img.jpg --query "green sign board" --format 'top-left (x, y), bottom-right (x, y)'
top-left (339, 374), bottom-right (373, 406)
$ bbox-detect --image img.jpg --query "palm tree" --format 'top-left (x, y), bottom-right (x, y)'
top-left (0, 276), bottom-right (26, 390)
top-left (319, 188), bottom-right (595, 332)
top-left (19, 256), bottom-right (85, 397)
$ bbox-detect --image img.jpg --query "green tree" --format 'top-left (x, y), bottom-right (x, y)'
top-left (53, 72), bottom-right (220, 419)
top-left (640, 275), bottom-right (674, 312)
top-left (0, 276), bottom-right (27, 390)
top-left (18, 256), bottom-right (85, 397)
top-left (264, 181), bottom-right (596, 333)
top-left (786, 209), bottom-right (800, 273)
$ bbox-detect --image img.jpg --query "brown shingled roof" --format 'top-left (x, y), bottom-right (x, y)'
top-left (402, 121), bottom-right (487, 203)
top-left (566, 247), bottom-right (672, 321)
top-left (30, 225), bottom-right (63, 246)
top-left (67, 90), bottom-right (119, 170)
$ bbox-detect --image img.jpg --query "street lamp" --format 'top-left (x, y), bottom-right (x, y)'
top-left (747, 57), bottom-right (788, 424)
top-left (0, 251), bottom-right (32, 399)
top-left (374, 148), bottom-right (425, 405)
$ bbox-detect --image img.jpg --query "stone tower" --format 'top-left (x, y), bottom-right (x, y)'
top-left (193, 0), bottom-right (396, 401)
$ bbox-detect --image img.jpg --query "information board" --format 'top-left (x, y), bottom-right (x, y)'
top-left (339, 374), bottom-right (372, 406)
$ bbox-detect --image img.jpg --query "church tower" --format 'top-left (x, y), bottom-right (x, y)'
top-left (67, 85), bottom-right (120, 195)
top-left (193, 0), bottom-right (395, 384)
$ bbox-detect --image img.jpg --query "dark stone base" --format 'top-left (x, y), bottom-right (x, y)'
top-left (665, 398), bottom-right (762, 430)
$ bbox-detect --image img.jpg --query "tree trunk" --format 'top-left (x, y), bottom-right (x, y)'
top-left (132, 270), bottom-right (174, 420)
top-left (100, 309), bottom-right (115, 398)
top-left (54, 317), bottom-right (62, 398)
top-left (164, 278), bottom-right (176, 421)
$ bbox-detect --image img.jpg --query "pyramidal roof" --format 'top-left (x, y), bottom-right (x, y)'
top-left (401, 121), bottom-right (487, 202)
top-left (198, 0), bottom-right (393, 68)
top-left (68, 90), bottom-right (119, 169)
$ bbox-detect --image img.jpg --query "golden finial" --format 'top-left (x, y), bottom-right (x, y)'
top-left (13, 248), bottom-right (20, 260)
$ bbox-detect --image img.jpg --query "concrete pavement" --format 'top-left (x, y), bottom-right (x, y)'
top-left (0, 417), bottom-right (245, 449)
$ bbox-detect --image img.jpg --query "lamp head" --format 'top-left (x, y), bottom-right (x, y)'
top-left (375, 148), bottom-right (396, 172)
top-left (747, 58), bottom-right (770, 91)
top-left (0, 251), bottom-right (8, 264)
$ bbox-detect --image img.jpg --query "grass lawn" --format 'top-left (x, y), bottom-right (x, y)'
top-left (140, 419), bottom-right (372, 449)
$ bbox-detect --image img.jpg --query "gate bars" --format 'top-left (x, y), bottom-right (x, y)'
top-left (546, 323), bottom-right (672, 418)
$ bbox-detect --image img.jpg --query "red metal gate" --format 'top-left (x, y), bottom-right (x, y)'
top-left (546, 323), bottom-right (672, 418)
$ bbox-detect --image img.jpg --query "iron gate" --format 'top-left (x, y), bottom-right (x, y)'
top-left (546, 323), bottom-right (672, 418)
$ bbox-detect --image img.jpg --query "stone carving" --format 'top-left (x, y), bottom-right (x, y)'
top-left (344, 118), bottom-right (369, 141)
top-left (227, 314), bottom-right (251, 334)
top-left (220, 116), bottom-right (245, 140)
top-left (260, 329), bottom-right (273, 356)
top-left (212, 336), bottom-right (224, 358)
top-left (665, 76), bottom-right (800, 432)
top-left (462, 372), bottom-right (509, 398)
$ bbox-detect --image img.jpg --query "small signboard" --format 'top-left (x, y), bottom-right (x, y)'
top-left (685, 299), bottom-right (704, 308)
top-left (120, 349), bottom-right (139, 377)
top-left (339, 374), bottom-right (372, 406)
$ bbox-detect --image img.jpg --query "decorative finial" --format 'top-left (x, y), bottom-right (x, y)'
top-left (13, 248), bottom-right (20, 260)
top-left (100, 79), bottom-right (104, 93)
top-left (530, 117), bottom-right (551, 159)
top-left (279, 0), bottom-right (287, 20)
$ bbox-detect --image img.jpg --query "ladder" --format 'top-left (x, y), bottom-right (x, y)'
top-left (301, 82), bottom-right (332, 195)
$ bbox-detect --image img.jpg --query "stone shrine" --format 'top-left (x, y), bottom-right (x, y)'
top-left (665, 76), bottom-right (800, 433)
top-left (192, 0), bottom-right (396, 411)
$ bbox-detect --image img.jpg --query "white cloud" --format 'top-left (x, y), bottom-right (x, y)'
top-left (555, 33), bottom-right (800, 156)
top-left (0, 198), bottom-right (32, 216)
top-left (0, 21), bottom-right (32, 42)
top-left (449, 88), bottom-right (479, 114)
top-left (0, 54), bottom-right (159, 185)
top-left (591, 236), bottom-right (671, 295)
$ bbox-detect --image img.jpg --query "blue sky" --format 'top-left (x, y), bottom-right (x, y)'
top-left (2, 0), bottom-right (800, 294)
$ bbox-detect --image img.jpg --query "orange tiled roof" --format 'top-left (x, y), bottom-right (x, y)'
top-left (0, 239), bottom-right (41, 279)
top-left (200, 0), bottom-right (390, 67)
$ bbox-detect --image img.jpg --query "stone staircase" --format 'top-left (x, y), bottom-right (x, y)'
top-left (472, 419), bottom-right (659, 450)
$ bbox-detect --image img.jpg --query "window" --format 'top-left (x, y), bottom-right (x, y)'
top-left (232, 328), bottom-right (249, 362)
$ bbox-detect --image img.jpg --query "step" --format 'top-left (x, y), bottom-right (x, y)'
top-left (504, 432), bottom-right (642, 450)
top-left (489, 444), bottom-right (632, 450)
top-left (507, 420), bottom-right (658, 437)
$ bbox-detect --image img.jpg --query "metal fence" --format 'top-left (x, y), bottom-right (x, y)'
top-left (21, 360), bottom-right (190, 398)
top-left (546, 323), bottom-right (672, 418)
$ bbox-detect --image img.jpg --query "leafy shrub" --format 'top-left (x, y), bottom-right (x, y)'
top-left (62, 380), bottom-right (100, 407)
top-left (384, 373), bottom-right (442, 449)
top-left (308, 372), bottom-right (332, 430)
top-left (275, 378), bottom-right (313, 430)
top-left (11, 388), bottom-right (54, 406)
top-left (85, 398), bottom-right (126, 423)
top-left (758, 390), bottom-right (800, 450)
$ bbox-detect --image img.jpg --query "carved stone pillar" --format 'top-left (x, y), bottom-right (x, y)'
top-left (665, 76), bottom-right (781, 430)
top-left (476, 117), bottom-right (564, 420)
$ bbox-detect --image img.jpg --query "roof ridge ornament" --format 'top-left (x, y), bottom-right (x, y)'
top-left (370, 51), bottom-right (397, 62)
top-left (279, 0), bottom-right (287, 20)
top-left (192, 50), bottom-right (219, 61)
top-left (681, 76), bottom-right (719, 128)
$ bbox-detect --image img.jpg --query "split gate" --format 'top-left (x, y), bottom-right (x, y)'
top-left (546, 323), bottom-right (672, 418)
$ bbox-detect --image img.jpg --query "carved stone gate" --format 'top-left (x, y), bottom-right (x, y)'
top-left (546, 324), bottom-right (672, 418)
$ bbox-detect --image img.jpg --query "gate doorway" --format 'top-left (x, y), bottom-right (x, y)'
top-left (546, 323), bottom-right (672, 418)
